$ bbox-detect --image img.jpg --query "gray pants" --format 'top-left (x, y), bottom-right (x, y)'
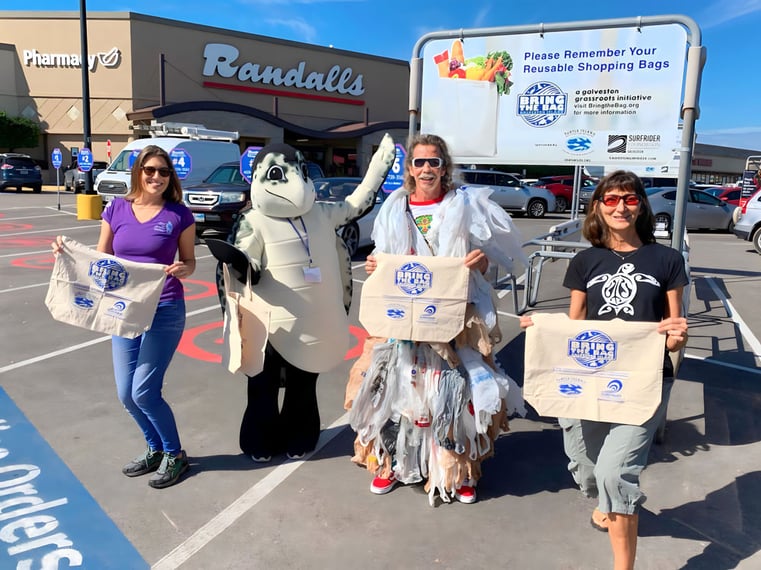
top-left (559, 380), bottom-right (673, 515)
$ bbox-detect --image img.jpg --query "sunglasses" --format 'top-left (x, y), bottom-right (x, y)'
top-left (141, 165), bottom-right (172, 177)
top-left (411, 157), bottom-right (443, 168)
top-left (599, 193), bottom-right (641, 207)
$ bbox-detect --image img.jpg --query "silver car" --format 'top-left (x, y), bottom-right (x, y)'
top-left (313, 177), bottom-right (384, 256)
top-left (63, 160), bottom-right (108, 193)
top-left (733, 188), bottom-right (761, 253)
top-left (646, 187), bottom-right (735, 234)
top-left (459, 169), bottom-right (556, 217)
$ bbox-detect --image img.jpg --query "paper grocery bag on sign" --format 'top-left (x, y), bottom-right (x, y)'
top-left (523, 313), bottom-right (665, 425)
top-left (359, 253), bottom-right (469, 343)
top-left (221, 263), bottom-right (270, 377)
top-left (45, 236), bottom-right (167, 338)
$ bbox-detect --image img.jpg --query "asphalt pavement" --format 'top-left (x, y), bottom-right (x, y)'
top-left (1, 189), bottom-right (760, 569)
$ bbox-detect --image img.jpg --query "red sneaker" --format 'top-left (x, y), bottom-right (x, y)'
top-left (454, 484), bottom-right (477, 504)
top-left (370, 474), bottom-right (398, 495)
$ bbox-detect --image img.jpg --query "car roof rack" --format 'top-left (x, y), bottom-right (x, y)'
top-left (132, 121), bottom-right (239, 142)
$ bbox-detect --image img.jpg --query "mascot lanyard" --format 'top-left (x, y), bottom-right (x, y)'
top-left (288, 217), bottom-right (321, 283)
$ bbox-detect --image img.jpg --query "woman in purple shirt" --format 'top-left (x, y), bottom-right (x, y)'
top-left (57, 144), bottom-right (196, 488)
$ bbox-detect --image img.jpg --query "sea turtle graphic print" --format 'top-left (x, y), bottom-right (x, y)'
top-left (587, 262), bottom-right (660, 317)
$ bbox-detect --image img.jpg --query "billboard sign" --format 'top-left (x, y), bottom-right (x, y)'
top-left (421, 24), bottom-right (688, 166)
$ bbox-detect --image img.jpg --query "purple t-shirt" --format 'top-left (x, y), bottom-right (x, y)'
top-left (102, 198), bottom-right (195, 302)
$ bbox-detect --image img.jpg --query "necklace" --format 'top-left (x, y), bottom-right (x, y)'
top-left (609, 248), bottom-right (639, 261)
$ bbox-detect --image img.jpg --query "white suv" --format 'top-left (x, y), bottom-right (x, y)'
top-left (733, 188), bottom-right (761, 253)
top-left (459, 169), bottom-right (556, 218)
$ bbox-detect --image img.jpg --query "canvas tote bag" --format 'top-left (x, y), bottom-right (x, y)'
top-left (358, 253), bottom-right (469, 343)
top-left (45, 236), bottom-right (167, 338)
top-left (524, 313), bottom-right (665, 425)
top-left (221, 263), bottom-right (270, 377)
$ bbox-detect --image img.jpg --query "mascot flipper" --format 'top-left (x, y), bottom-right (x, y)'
top-left (210, 134), bottom-right (395, 460)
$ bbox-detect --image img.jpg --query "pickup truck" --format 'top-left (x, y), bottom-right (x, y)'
top-left (63, 161), bottom-right (109, 193)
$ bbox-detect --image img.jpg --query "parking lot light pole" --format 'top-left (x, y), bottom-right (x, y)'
top-left (79, 0), bottom-right (94, 194)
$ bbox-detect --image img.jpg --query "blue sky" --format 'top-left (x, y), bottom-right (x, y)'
top-left (16, 0), bottom-right (761, 151)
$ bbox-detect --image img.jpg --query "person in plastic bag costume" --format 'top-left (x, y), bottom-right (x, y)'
top-left (345, 134), bottom-right (528, 505)
top-left (210, 135), bottom-right (395, 462)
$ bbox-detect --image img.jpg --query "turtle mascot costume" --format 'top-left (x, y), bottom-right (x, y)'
top-left (208, 134), bottom-right (395, 461)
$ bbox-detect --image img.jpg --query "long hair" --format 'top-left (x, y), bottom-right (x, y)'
top-left (402, 134), bottom-right (455, 194)
top-left (583, 170), bottom-right (655, 247)
top-left (126, 145), bottom-right (183, 203)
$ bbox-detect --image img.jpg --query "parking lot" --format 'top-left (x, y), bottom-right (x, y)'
top-left (1, 189), bottom-right (760, 569)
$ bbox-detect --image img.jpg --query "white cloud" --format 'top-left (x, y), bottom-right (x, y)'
top-left (263, 18), bottom-right (318, 42)
top-left (698, 127), bottom-right (761, 151)
top-left (472, 6), bottom-right (490, 29)
top-left (699, 0), bottom-right (761, 29)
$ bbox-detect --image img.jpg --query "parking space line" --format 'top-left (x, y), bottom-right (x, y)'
top-left (151, 413), bottom-right (350, 570)
top-left (684, 354), bottom-right (761, 375)
top-left (1, 224), bottom-right (100, 237)
top-left (0, 213), bottom-right (71, 221)
top-left (0, 305), bottom-right (219, 375)
top-left (705, 276), bottom-right (761, 358)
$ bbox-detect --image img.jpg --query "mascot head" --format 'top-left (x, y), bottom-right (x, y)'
top-left (249, 143), bottom-right (316, 218)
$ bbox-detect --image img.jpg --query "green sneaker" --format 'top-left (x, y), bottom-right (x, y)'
top-left (122, 448), bottom-right (163, 477)
top-left (148, 451), bottom-right (189, 489)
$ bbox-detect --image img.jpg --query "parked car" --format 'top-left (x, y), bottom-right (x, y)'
top-left (701, 186), bottom-right (742, 207)
top-left (63, 160), bottom-right (108, 193)
top-left (533, 175), bottom-right (597, 213)
top-left (459, 169), bottom-right (555, 217)
top-left (183, 162), bottom-right (249, 238)
top-left (313, 177), bottom-right (383, 256)
top-left (646, 187), bottom-right (735, 234)
top-left (733, 188), bottom-right (761, 254)
top-left (0, 153), bottom-right (42, 193)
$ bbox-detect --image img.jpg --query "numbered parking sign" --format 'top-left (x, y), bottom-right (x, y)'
top-left (51, 148), bottom-right (63, 169)
top-left (170, 149), bottom-right (192, 180)
top-left (78, 148), bottom-right (93, 171)
top-left (382, 143), bottom-right (406, 192)
top-left (240, 146), bottom-right (262, 184)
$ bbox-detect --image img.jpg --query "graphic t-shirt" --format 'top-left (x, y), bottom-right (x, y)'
top-left (563, 242), bottom-right (689, 376)
top-left (409, 196), bottom-right (444, 236)
top-left (102, 198), bottom-right (195, 302)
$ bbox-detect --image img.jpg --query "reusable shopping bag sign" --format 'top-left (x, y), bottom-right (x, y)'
top-left (45, 236), bottom-right (166, 338)
top-left (359, 253), bottom-right (469, 342)
top-left (524, 313), bottom-right (665, 425)
top-left (221, 263), bottom-right (270, 377)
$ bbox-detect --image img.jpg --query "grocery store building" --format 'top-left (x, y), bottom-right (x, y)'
top-left (0, 11), bottom-right (409, 183)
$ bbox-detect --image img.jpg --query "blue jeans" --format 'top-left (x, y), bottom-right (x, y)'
top-left (112, 300), bottom-right (185, 455)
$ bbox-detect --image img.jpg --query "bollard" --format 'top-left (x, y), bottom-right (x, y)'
top-left (76, 194), bottom-right (102, 220)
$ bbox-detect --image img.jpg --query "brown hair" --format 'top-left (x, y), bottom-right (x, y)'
top-left (126, 145), bottom-right (183, 203)
top-left (403, 133), bottom-right (455, 194)
top-left (583, 170), bottom-right (655, 247)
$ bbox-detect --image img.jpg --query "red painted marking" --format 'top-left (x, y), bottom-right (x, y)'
top-left (0, 236), bottom-right (57, 248)
top-left (0, 222), bottom-right (34, 232)
top-left (178, 321), bottom-right (370, 363)
top-left (177, 321), bottom-right (223, 363)
top-left (344, 325), bottom-right (369, 360)
top-left (181, 279), bottom-right (217, 301)
top-left (12, 253), bottom-right (55, 270)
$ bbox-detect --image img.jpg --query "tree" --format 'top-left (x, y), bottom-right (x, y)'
top-left (0, 112), bottom-right (41, 151)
